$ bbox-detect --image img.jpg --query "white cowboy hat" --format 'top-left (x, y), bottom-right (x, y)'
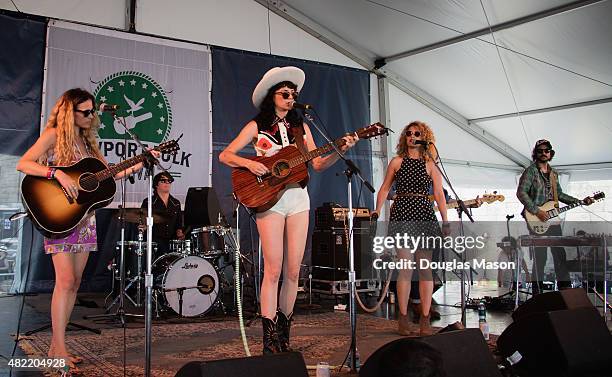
top-left (252, 66), bottom-right (305, 109)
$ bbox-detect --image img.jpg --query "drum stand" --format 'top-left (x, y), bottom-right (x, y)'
top-left (85, 132), bottom-right (143, 324)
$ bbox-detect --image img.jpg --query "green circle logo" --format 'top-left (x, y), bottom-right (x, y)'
top-left (94, 71), bottom-right (172, 143)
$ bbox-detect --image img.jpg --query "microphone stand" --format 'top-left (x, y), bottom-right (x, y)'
top-left (85, 113), bottom-right (143, 325)
top-left (105, 111), bottom-right (166, 377)
top-left (423, 144), bottom-right (474, 327)
top-left (303, 112), bottom-right (376, 372)
top-left (505, 214), bottom-right (522, 310)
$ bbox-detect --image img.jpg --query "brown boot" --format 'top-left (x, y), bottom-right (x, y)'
top-left (419, 314), bottom-right (434, 336)
top-left (398, 313), bottom-right (412, 336)
top-left (410, 302), bottom-right (421, 324)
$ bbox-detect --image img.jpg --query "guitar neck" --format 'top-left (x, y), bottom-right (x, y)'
top-left (549, 201), bottom-right (581, 216)
top-left (94, 154), bottom-right (148, 181)
top-left (436, 198), bottom-right (478, 211)
top-left (288, 137), bottom-right (348, 168)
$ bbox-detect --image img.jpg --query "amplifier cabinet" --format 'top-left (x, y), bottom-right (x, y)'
top-left (311, 227), bottom-right (375, 280)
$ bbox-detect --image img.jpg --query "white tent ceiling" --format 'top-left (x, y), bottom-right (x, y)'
top-left (270, 0), bottom-right (612, 172)
top-left (2, 0), bottom-right (610, 175)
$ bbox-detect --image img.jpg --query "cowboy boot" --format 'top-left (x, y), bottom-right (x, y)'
top-left (276, 309), bottom-right (293, 352)
top-left (262, 316), bottom-right (281, 354)
top-left (419, 314), bottom-right (434, 336)
top-left (398, 313), bottom-right (412, 336)
top-left (410, 301), bottom-right (421, 324)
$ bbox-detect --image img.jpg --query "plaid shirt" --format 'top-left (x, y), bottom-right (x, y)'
top-left (517, 162), bottom-right (579, 215)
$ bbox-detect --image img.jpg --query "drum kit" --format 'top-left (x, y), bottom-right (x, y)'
top-left (107, 209), bottom-right (232, 318)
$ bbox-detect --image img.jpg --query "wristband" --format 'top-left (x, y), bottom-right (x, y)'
top-left (47, 168), bottom-right (57, 179)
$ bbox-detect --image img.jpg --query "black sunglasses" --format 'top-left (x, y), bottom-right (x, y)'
top-left (159, 178), bottom-right (174, 183)
top-left (536, 148), bottom-right (552, 154)
top-left (275, 91), bottom-right (299, 100)
top-left (405, 130), bottom-right (421, 137)
top-left (75, 108), bottom-right (96, 117)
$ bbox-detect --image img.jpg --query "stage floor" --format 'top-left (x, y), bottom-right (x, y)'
top-left (0, 281), bottom-right (609, 376)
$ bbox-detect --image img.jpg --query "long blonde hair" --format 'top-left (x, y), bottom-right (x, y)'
top-left (395, 121), bottom-right (438, 162)
top-left (45, 88), bottom-right (103, 165)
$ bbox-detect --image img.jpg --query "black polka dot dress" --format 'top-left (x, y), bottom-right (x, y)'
top-left (389, 157), bottom-right (441, 246)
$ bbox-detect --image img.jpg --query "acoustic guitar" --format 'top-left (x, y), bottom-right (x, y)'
top-left (21, 139), bottom-right (179, 238)
top-left (523, 191), bottom-right (605, 234)
top-left (231, 123), bottom-right (387, 212)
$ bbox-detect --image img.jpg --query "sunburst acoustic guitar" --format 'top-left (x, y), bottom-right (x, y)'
top-left (21, 139), bottom-right (179, 238)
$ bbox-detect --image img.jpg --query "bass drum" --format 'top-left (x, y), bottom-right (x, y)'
top-left (152, 253), bottom-right (220, 317)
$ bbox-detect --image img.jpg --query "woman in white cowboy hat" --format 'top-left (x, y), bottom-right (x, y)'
top-left (220, 66), bottom-right (358, 354)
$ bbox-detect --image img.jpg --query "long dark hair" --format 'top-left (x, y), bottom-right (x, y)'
top-left (253, 81), bottom-right (303, 131)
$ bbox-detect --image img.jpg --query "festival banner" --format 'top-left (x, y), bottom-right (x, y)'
top-left (44, 20), bottom-right (212, 206)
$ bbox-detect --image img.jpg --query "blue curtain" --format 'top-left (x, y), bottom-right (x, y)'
top-left (0, 11), bottom-right (49, 292)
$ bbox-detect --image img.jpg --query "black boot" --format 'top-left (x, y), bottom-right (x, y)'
top-left (277, 310), bottom-right (293, 352)
top-left (262, 316), bottom-right (281, 354)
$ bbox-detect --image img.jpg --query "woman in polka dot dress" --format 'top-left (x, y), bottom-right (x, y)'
top-left (372, 121), bottom-right (449, 336)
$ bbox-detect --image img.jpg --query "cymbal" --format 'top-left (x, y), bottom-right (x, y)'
top-left (118, 208), bottom-right (170, 224)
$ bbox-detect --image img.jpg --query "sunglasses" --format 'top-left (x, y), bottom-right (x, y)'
top-left (159, 179), bottom-right (174, 183)
top-left (275, 91), bottom-right (299, 100)
top-left (75, 108), bottom-right (96, 117)
top-left (536, 148), bottom-right (552, 154)
top-left (405, 130), bottom-right (421, 137)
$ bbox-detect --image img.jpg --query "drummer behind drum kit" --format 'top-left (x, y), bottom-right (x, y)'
top-left (108, 188), bottom-right (233, 318)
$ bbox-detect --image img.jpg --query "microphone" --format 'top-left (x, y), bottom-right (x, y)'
top-left (99, 103), bottom-right (120, 112)
top-left (292, 102), bottom-right (313, 110)
top-left (414, 140), bottom-right (432, 146)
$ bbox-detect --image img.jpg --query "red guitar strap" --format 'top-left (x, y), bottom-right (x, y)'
top-left (290, 125), bottom-right (308, 156)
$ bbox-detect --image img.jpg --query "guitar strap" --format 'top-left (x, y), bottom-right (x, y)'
top-left (551, 168), bottom-right (559, 208)
top-left (290, 125), bottom-right (308, 156)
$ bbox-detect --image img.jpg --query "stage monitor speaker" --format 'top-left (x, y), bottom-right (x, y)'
top-left (184, 187), bottom-right (227, 230)
top-left (498, 307), bottom-right (612, 376)
top-left (511, 288), bottom-right (593, 322)
top-left (360, 328), bottom-right (502, 377)
top-left (175, 352), bottom-right (308, 377)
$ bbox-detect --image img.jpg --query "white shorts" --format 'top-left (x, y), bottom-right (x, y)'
top-left (257, 184), bottom-right (310, 218)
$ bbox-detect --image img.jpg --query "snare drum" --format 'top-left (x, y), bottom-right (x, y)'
top-left (152, 253), bottom-right (220, 317)
top-left (191, 226), bottom-right (227, 257)
top-left (169, 239), bottom-right (193, 255)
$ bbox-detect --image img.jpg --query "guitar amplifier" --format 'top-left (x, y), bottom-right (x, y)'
top-left (311, 227), bottom-right (375, 281)
top-left (314, 203), bottom-right (372, 229)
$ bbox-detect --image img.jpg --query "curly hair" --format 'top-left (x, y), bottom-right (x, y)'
top-left (44, 88), bottom-right (103, 165)
top-left (252, 81), bottom-right (303, 131)
top-left (395, 121), bottom-right (438, 161)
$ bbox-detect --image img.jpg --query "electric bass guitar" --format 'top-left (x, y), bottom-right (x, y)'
top-left (434, 193), bottom-right (505, 212)
top-left (523, 191), bottom-right (605, 234)
top-left (232, 123), bottom-right (387, 212)
top-left (21, 139), bottom-right (180, 238)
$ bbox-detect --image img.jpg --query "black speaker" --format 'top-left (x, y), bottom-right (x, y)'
top-left (498, 307), bottom-right (612, 376)
top-left (184, 187), bottom-right (226, 229)
top-left (311, 227), bottom-right (373, 280)
top-left (512, 288), bottom-right (593, 322)
top-left (360, 328), bottom-right (502, 377)
top-left (175, 352), bottom-right (308, 377)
